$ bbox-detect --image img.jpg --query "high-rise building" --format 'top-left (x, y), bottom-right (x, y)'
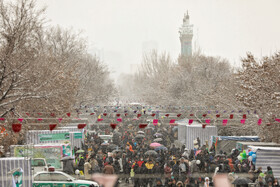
top-left (179, 11), bottom-right (193, 57)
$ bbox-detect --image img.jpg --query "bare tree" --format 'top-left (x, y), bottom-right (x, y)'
top-left (236, 52), bottom-right (280, 142)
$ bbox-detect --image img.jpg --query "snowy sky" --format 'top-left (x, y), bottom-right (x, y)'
top-left (37, 0), bottom-right (280, 79)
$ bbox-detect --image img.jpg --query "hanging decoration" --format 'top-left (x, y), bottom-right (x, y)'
top-left (258, 119), bottom-right (262, 126)
top-left (49, 124), bottom-right (57, 131)
top-left (139, 124), bottom-right (147, 129)
top-left (12, 124), bottom-right (22, 133)
top-left (77, 124), bottom-right (87, 129)
top-left (188, 119), bottom-right (193, 125)
top-left (18, 118), bottom-right (24, 122)
top-left (222, 119), bottom-right (228, 126)
top-left (66, 113), bottom-right (71, 117)
top-left (110, 124), bottom-right (117, 129)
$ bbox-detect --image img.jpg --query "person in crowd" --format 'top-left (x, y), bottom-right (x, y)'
top-left (84, 158), bottom-right (92, 180)
top-left (103, 161), bottom-right (115, 174)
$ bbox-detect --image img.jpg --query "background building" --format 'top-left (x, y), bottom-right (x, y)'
top-left (179, 11), bottom-right (193, 56)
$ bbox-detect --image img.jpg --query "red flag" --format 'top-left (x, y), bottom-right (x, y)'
top-left (190, 114), bottom-right (194, 116)
top-left (229, 114), bottom-right (234, 119)
top-left (151, 114), bottom-right (156, 117)
top-left (202, 124), bottom-right (206, 129)
top-left (153, 119), bottom-right (158, 126)
top-left (0, 118), bottom-right (5, 121)
top-left (169, 119), bottom-right (176, 124)
top-left (137, 114), bottom-right (141, 118)
top-left (78, 124), bottom-right (86, 129)
top-left (243, 114), bottom-right (246, 119)
top-left (258, 119), bottom-right (262, 126)
top-left (58, 118), bottom-right (63, 122)
top-left (216, 114), bottom-right (220, 118)
top-left (165, 114), bottom-right (170, 117)
top-left (67, 113), bottom-right (71, 117)
top-left (116, 114), bottom-right (120, 117)
top-left (18, 118), bottom-right (24, 122)
top-left (222, 119), bottom-right (228, 126)
top-left (177, 114), bottom-right (182, 117)
top-left (12, 124), bottom-right (22, 133)
top-left (188, 119), bottom-right (193, 125)
top-left (49, 124), bottom-right (57, 131)
top-left (26, 113), bottom-right (30, 116)
top-left (110, 124), bottom-right (117, 129)
top-left (90, 113), bottom-right (95, 115)
top-left (202, 114), bottom-right (207, 117)
top-left (97, 118), bottom-right (103, 122)
top-left (37, 118), bottom-right (43, 121)
top-left (139, 124), bottom-right (147, 129)
top-left (103, 113), bottom-right (107, 116)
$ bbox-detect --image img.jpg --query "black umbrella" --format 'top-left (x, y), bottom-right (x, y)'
top-left (60, 156), bottom-right (75, 161)
top-left (232, 177), bottom-right (252, 185)
top-left (135, 134), bottom-right (145, 139)
top-left (144, 150), bottom-right (158, 156)
top-left (108, 144), bottom-right (117, 150)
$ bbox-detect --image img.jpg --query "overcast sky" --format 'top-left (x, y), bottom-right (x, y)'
top-left (37, 0), bottom-right (280, 79)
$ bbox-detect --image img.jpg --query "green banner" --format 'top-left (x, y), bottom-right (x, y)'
top-left (39, 133), bottom-right (70, 141)
top-left (74, 132), bottom-right (83, 139)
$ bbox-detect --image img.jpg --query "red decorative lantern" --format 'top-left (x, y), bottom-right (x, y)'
top-left (177, 114), bottom-right (182, 117)
top-left (188, 119), bottom-right (193, 125)
top-left (49, 124), bottom-right (57, 131)
top-left (125, 113), bottom-right (128, 116)
top-left (26, 113), bottom-right (30, 116)
top-left (12, 124), bottom-right (22, 133)
top-left (190, 114), bottom-right (194, 117)
top-left (77, 124), bottom-right (86, 129)
top-left (216, 114), bottom-right (220, 118)
top-left (243, 114), bottom-right (246, 119)
top-left (137, 114), bottom-right (141, 118)
top-left (165, 114), bottom-right (170, 117)
top-left (151, 114), bottom-right (156, 117)
top-left (139, 124), bottom-right (147, 129)
top-left (202, 114), bottom-right (207, 117)
top-left (229, 114), bottom-right (234, 119)
top-left (116, 114), bottom-right (120, 117)
top-left (66, 113), bottom-right (71, 117)
top-left (90, 113), bottom-right (95, 115)
top-left (103, 113), bottom-right (107, 116)
top-left (50, 113), bottom-right (56, 117)
top-left (110, 124), bottom-right (117, 129)
top-left (202, 124), bottom-right (206, 129)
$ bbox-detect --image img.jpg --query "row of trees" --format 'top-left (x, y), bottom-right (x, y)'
top-left (0, 0), bottom-right (115, 150)
top-left (119, 49), bottom-right (280, 142)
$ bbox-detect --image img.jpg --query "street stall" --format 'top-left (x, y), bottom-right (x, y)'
top-left (178, 119), bottom-right (218, 149)
top-left (210, 136), bottom-right (259, 154)
top-left (248, 146), bottom-right (280, 180)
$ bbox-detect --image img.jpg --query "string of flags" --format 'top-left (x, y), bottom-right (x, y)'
top-left (0, 111), bottom-right (279, 133)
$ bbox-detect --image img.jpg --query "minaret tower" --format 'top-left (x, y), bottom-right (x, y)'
top-left (179, 11), bottom-right (193, 57)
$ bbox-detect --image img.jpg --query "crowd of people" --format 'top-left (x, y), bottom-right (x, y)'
top-left (62, 108), bottom-right (279, 187)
